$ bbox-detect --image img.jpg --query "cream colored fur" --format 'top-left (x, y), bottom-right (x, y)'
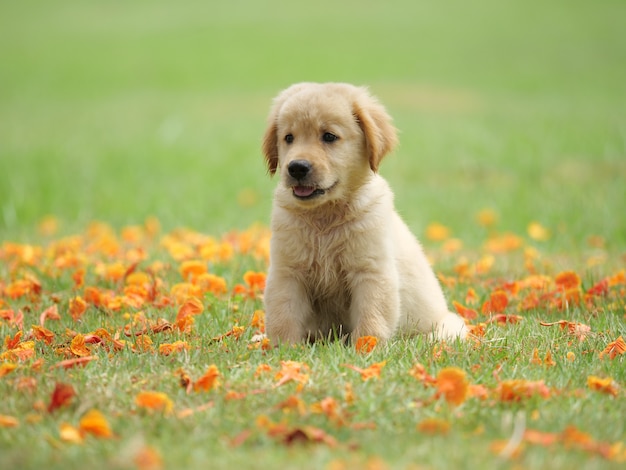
top-left (262, 82), bottom-right (467, 344)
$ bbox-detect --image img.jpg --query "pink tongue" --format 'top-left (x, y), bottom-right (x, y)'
top-left (293, 186), bottom-right (316, 197)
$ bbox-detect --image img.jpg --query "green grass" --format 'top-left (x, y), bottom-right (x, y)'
top-left (1, 0), bottom-right (625, 468)
top-left (1, 0), bottom-right (625, 247)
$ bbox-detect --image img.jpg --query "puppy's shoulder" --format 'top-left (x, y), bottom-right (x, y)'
top-left (358, 174), bottom-right (395, 214)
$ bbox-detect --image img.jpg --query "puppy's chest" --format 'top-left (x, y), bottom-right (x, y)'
top-left (290, 228), bottom-right (355, 296)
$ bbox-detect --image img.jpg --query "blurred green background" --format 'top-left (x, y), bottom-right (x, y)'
top-left (1, 0), bottom-right (625, 249)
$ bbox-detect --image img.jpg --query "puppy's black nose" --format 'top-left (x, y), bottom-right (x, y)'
top-left (287, 160), bottom-right (311, 180)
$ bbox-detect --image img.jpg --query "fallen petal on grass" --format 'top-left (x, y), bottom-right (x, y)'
top-left (78, 409), bottom-right (114, 438)
top-left (52, 356), bottom-right (98, 370)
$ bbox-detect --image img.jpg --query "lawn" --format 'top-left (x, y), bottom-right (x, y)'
top-left (1, 0), bottom-right (625, 469)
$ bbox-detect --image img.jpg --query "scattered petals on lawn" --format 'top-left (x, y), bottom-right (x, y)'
top-left (1, 219), bottom-right (625, 466)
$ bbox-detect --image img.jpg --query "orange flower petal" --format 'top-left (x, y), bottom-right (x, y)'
top-left (481, 290), bottom-right (509, 314)
top-left (32, 325), bottom-right (55, 345)
top-left (417, 417), bottom-right (450, 435)
top-left (523, 429), bottom-right (559, 446)
top-left (4, 331), bottom-right (23, 350)
top-left (179, 260), bottom-right (207, 281)
top-left (135, 391), bottom-right (173, 413)
top-left (425, 222), bottom-right (451, 241)
top-left (39, 304), bottom-right (61, 326)
top-left (0, 362), bottom-right (18, 378)
top-left (527, 222), bottom-right (551, 241)
top-left (176, 297), bottom-right (204, 318)
top-left (587, 376), bottom-right (619, 397)
top-left (59, 422), bottom-right (84, 444)
top-left (48, 382), bottom-right (76, 413)
top-left (408, 362), bottom-right (436, 384)
top-left (599, 336), bottom-right (626, 360)
top-left (52, 356), bottom-right (97, 369)
top-left (158, 341), bottom-right (189, 356)
top-left (79, 409), bottom-right (114, 438)
top-left (243, 271), bottom-right (266, 291)
top-left (250, 310), bottom-right (265, 331)
top-left (487, 314), bottom-right (523, 325)
top-left (355, 336), bottom-right (378, 354)
top-left (436, 367), bottom-right (469, 406)
top-left (554, 271), bottom-right (581, 290)
top-left (134, 445), bottom-right (163, 470)
top-left (0, 415), bottom-right (19, 427)
top-left (193, 273), bottom-right (228, 296)
top-left (343, 361), bottom-right (386, 381)
top-left (70, 334), bottom-right (91, 357)
top-left (194, 365), bottom-right (221, 392)
top-left (69, 296), bottom-right (88, 321)
top-left (496, 379), bottom-right (551, 402)
top-left (453, 301), bottom-right (478, 320)
top-left (274, 361), bottom-right (310, 387)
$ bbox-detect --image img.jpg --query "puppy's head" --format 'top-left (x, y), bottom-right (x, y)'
top-left (262, 83), bottom-right (397, 208)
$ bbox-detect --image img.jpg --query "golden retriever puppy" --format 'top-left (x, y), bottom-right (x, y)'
top-left (262, 82), bottom-right (467, 344)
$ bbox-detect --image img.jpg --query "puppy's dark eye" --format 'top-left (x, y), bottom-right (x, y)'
top-left (285, 134), bottom-right (294, 144)
top-left (322, 132), bottom-right (338, 143)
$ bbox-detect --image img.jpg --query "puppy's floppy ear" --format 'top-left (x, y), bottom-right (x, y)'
top-left (262, 119), bottom-right (279, 175)
top-left (262, 83), bottom-right (313, 175)
top-left (352, 88), bottom-right (398, 172)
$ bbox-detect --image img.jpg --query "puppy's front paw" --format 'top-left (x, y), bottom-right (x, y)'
top-left (266, 321), bottom-right (306, 345)
top-left (429, 313), bottom-right (468, 341)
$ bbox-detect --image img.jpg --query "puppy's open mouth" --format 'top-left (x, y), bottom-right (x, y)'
top-left (292, 182), bottom-right (337, 200)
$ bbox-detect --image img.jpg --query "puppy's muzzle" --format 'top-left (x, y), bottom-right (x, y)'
top-left (287, 160), bottom-right (312, 181)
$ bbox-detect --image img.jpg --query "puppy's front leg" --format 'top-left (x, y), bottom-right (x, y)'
top-left (264, 272), bottom-right (312, 344)
top-left (349, 272), bottom-right (400, 342)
